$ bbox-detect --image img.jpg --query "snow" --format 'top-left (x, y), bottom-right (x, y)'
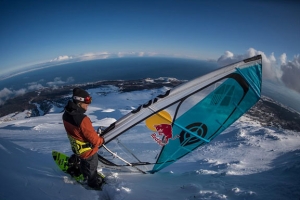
top-left (0, 87), bottom-right (300, 200)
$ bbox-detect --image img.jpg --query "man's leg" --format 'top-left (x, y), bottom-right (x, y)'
top-left (67, 154), bottom-right (81, 177)
top-left (80, 153), bottom-right (102, 188)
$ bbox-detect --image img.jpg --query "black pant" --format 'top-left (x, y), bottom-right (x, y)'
top-left (80, 153), bottom-right (99, 188)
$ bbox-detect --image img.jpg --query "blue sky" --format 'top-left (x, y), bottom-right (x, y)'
top-left (1, 0), bottom-right (299, 73)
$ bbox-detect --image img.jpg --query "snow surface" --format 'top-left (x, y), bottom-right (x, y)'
top-left (0, 86), bottom-right (300, 200)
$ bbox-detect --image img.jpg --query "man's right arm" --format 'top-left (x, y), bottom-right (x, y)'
top-left (80, 116), bottom-right (105, 148)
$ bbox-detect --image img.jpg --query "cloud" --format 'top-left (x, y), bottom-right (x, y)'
top-left (138, 52), bottom-right (145, 57)
top-left (216, 51), bottom-right (235, 65)
top-left (14, 88), bottom-right (26, 96)
top-left (0, 77), bottom-right (75, 105)
top-left (26, 80), bottom-right (45, 90)
top-left (279, 53), bottom-right (287, 64)
top-left (280, 55), bottom-right (300, 93)
top-left (0, 88), bottom-right (26, 105)
top-left (118, 52), bottom-right (132, 57)
top-left (28, 83), bottom-right (44, 91)
top-left (46, 77), bottom-right (74, 87)
top-left (51, 55), bottom-right (73, 62)
top-left (117, 52), bottom-right (143, 57)
top-left (0, 88), bottom-right (13, 99)
top-left (80, 52), bottom-right (110, 61)
top-left (46, 78), bottom-right (63, 86)
top-left (48, 51), bottom-right (163, 65)
top-left (66, 77), bottom-right (75, 83)
top-left (217, 48), bottom-right (281, 82)
top-left (217, 48), bottom-right (300, 94)
top-left (117, 51), bottom-right (160, 58)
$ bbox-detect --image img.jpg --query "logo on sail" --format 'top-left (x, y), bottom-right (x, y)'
top-left (145, 110), bottom-right (177, 146)
top-left (179, 122), bottom-right (207, 146)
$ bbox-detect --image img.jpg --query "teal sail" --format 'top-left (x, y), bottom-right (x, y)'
top-left (99, 55), bottom-right (262, 174)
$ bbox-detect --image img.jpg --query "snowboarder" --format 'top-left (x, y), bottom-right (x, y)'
top-left (62, 87), bottom-right (105, 190)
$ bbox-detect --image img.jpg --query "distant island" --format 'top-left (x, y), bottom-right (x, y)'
top-left (1, 78), bottom-right (300, 132)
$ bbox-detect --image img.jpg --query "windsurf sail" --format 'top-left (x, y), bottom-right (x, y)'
top-left (98, 55), bottom-right (262, 174)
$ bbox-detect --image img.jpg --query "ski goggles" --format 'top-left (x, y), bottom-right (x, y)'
top-left (73, 96), bottom-right (92, 104)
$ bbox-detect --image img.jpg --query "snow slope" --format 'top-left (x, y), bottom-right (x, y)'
top-left (0, 87), bottom-right (299, 200)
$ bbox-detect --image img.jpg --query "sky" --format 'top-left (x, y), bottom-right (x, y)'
top-left (0, 0), bottom-right (300, 104)
top-left (0, 0), bottom-right (299, 71)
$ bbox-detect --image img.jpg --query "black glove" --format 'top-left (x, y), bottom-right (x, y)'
top-left (97, 126), bottom-right (106, 137)
top-left (97, 127), bottom-right (102, 136)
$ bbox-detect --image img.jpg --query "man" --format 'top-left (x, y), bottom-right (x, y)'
top-left (62, 87), bottom-right (105, 190)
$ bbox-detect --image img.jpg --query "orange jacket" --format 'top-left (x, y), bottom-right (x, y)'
top-left (63, 101), bottom-right (104, 159)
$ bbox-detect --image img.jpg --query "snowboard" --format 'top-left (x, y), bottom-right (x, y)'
top-left (52, 150), bottom-right (105, 190)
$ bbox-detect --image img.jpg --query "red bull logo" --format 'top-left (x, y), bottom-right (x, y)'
top-left (146, 110), bottom-right (178, 146)
top-left (151, 124), bottom-right (172, 146)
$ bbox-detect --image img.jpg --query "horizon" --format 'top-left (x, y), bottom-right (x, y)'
top-left (1, 1), bottom-right (300, 72)
top-left (1, 55), bottom-right (300, 113)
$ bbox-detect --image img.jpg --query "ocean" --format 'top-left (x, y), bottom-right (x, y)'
top-left (0, 57), bottom-right (218, 91)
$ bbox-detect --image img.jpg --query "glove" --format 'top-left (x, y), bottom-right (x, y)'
top-left (97, 126), bottom-right (106, 137)
top-left (97, 127), bottom-right (102, 135)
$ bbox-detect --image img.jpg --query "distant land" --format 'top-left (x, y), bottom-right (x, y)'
top-left (0, 78), bottom-right (185, 118)
top-left (1, 78), bottom-right (299, 132)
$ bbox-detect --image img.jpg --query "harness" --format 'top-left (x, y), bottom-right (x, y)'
top-left (67, 135), bottom-right (92, 155)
